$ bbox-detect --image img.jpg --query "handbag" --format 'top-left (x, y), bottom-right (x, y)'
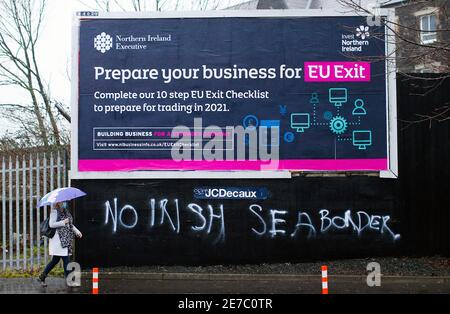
top-left (40, 217), bottom-right (56, 238)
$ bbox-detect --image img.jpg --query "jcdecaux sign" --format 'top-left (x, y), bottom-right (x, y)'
top-left (71, 10), bottom-right (398, 178)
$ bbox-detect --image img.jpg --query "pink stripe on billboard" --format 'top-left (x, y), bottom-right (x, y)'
top-left (304, 61), bottom-right (371, 82)
top-left (79, 159), bottom-right (388, 172)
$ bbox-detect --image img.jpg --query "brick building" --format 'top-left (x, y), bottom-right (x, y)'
top-left (381, 0), bottom-right (450, 73)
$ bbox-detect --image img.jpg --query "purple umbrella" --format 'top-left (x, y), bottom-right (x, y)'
top-left (37, 187), bottom-right (87, 207)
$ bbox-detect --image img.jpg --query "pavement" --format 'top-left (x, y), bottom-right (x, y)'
top-left (2, 257), bottom-right (449, 294)
top-left (1, 273), bottom-right (449, 294)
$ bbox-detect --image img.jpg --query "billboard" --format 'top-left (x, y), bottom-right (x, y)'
top-left (71, 10), bottom-right (398, 179)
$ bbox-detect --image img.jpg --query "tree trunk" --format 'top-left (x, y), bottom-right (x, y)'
top-left (31, 47), bottom-right (61, 146)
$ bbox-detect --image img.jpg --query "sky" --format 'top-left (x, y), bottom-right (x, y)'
top-left (0, 0), bottom-right (247, 135)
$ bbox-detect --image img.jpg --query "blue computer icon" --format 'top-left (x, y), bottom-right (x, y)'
top-left (290, 113), bottom-right (310, 133)
top-left (329, 88), bottom-right (348, 107)
top-left (353, 130), bottom-right (372, 150)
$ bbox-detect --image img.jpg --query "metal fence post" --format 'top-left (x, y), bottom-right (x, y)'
top-left (8, 156), bottom-right (13, 269)
top-left (50, 152), bottom-right (54, 194)
top-left (57, 151), bottom-right (61, 189)
top-left (2, 157), bottom-right (6, 271)
top-left (43, 153), bottom-right (48, 266)
top-left (36, 153), bottom-right (41, 268)
top-left (22, 156), bottom-right (27, 270)
top-left (15, 156), bottom-right (20, 269)
top-left (29, 154), bottom-right (34, 269)
top-left (63, 150), bottom-right (68, 187)
top-left (49, 152), bottom-right (56, 269)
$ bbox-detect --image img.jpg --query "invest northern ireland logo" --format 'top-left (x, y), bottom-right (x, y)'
top-left (94, 32), bottom-right (113, 53)
top-left (341, 24), bottom-right (371, 52)
top-left (356, 25), bottom-right (370, 40)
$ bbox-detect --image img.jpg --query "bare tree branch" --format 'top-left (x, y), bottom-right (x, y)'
top-left (0, 0), bottom-right (66, 147)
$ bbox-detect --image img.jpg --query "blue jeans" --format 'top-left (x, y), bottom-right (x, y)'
top-left (43, 255), bottom-right (70, 278)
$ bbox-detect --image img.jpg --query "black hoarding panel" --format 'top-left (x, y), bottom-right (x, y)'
top-left (73, 177), bottom-right (400, 267)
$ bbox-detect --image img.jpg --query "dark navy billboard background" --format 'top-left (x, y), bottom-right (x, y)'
top-left (77, 16), bottom-right (388, 171)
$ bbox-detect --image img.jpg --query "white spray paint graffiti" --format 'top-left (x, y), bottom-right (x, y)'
top-left (269, 210), bottom-right (288, 238)
top-left (104, 198), bottom-right (138, 232)
top-left (249, 205), bottom-right (266, 236)
top-left (319, 209), bottom-right (401, 240)
top-left (188, 203), bottom-right (226, 244)
top-left (290, 212), bottom-right (317, 239)
top-left (150, 198), bottom-right (180, 233)
top-left (249, 206), bottom-right (400, 241)
top-left (103, 198), bottom-right (400, 242)
top-left (105, 197), bottom-right (225, 243)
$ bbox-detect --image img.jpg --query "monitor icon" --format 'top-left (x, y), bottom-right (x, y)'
top-left (329, 88), bottom-right (348, 107)
top-left (290, 113), bottom-right (310, 133)
top-left (352, 130), bottom-right (372, 150)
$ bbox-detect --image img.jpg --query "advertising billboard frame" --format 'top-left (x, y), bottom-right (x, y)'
top-left (70, 9), bottom-right (398, 180)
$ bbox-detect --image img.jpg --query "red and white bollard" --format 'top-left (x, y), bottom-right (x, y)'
top-left (92, 267), bottom-right (99, 294)
top-left (321, 265), bottom-right (328, 294)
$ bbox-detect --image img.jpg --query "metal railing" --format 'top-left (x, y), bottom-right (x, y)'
top-left (0, 150), bottom-right (68, 271)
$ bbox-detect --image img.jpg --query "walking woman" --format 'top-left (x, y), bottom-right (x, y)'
top-left (37, 201), bottom-right (82, 287)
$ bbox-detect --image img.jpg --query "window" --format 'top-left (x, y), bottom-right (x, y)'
top-left (420, 14), bottom-right (437, 44)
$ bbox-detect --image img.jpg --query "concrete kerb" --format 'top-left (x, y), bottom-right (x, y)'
top-left (79, 272), bottom-right (450, 283)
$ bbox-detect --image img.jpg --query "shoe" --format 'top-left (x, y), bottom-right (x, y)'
top-left (36, 273), bottom-right (47, 287)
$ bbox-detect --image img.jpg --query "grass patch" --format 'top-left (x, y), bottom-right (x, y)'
top-left (0, 244), bottom-right (58, 278)
top-left (0, 266), bottom-right (64, 278)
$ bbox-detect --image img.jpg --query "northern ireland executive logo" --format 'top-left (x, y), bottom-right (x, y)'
top-left (94, 32), bottom-right (113, 53)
